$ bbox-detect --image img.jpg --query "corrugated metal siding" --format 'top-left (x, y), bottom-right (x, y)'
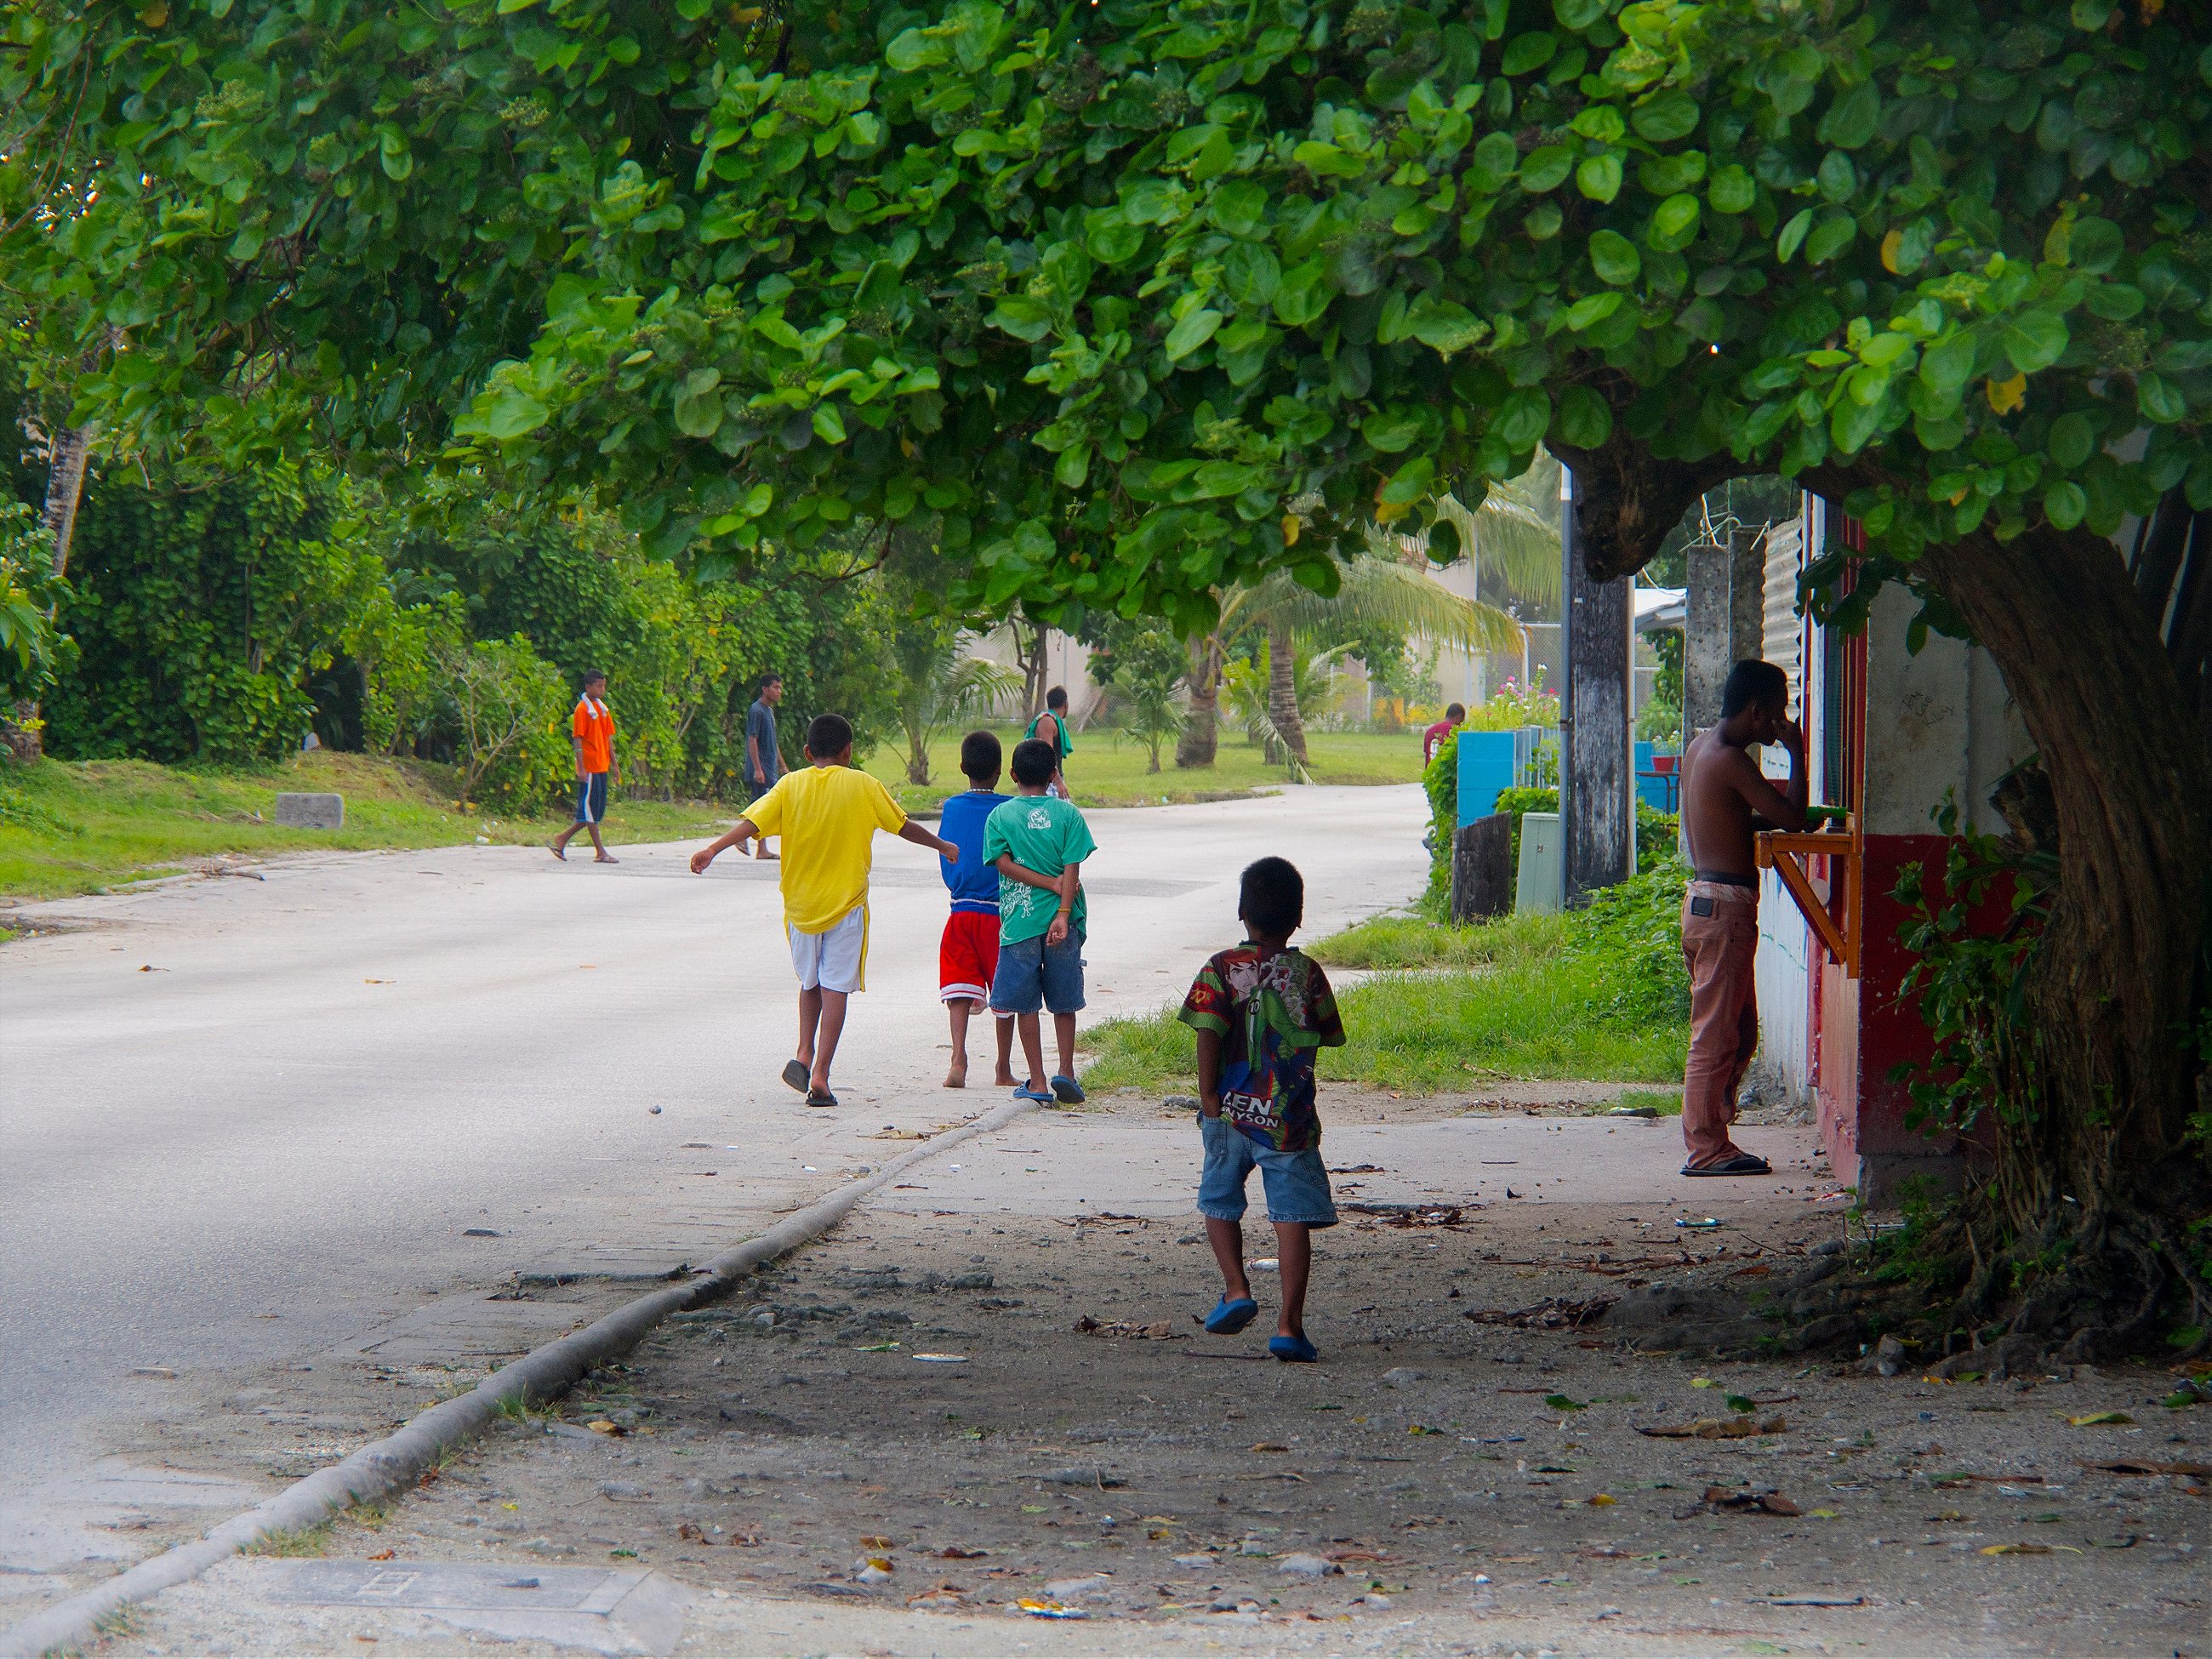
top-left (1761, 516), bottom-right (1804, 706)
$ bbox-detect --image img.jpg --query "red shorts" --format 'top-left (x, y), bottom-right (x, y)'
top-left (939, 911), bottom-right (1000, 1005)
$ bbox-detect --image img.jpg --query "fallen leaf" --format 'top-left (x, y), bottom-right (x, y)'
top-left (1725, 1394), bottom-right (1758, 1414)
top-left (1589, 1493), bottom-right (1616, 1507)
top-left (586, 1420), bottom-right (623, 1436)
top-left (1251, 1442), bottom-right (1291, 1453)
top-left (938, 1546), bottom-right (989, 1559)
top-left (1981, 1542), bottom-right (2081, 1555)
top-left (2079, 1458), bottom-right (2212, 1478)
top-left (1639, 1416), bottom-right (1787, 1440)
top-left (1074, 1315), bottom-right (1179, 1340)
top-left (1690, 1377), bottom-right (1714, 1388)
top-left (1545, 1394), bottom-right (1587, 1412)
top-left (2067, 1411), bottom-right (2134, 1426)
top-left (859, 1535), bottom-right (894, 1548)
top-left (1690, 1486), bottom-right (1800, 1517)
top-left (367, 1548), bottom-right (395, 1561)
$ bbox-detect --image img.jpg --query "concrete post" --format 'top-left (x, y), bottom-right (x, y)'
top-left (1685, 525), bottom-right (1770, 736)
top-left (1559, 468), bottom-right (1634, 900)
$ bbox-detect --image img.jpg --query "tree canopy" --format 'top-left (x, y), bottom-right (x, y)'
top-left (11, 0), bottom-right (2202, 628)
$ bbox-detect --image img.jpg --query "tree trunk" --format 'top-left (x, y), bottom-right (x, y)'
top-left (3, 420), bottom-right (98, 763)
top-left (906, 728), bottom-right (930, 786)
top-left (1177, 632), bottom-right (1221, 767)
top-left (1265, 619), bottom-right (1308, 765)
top-left (1014, 618), bottom-right (1047, 723)
top-left (1916, 520), bottom-right (2210, 1207)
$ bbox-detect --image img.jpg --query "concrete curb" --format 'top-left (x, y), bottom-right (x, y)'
top-left (1, 1097), bottom-right (1040, 1659)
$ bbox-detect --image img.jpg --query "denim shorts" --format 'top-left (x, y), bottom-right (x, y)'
top-left (989, 930), bottom-right (1085, 1015)
top-left (1195, 1113), bottom-right (1337, 1228)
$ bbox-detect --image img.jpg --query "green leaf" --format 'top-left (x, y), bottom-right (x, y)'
top-left (2070, 217), bottom-right (2124, 276)
top-left (1816, 80), bottom-right (1882, 149)
top-left (1211, 181), bottom-right (1269, 237)
top-left (1427, 516), bottom-right (1462, 561)
top-left (811, 404), bottom-right (847, 444)
top-left (1500, 31), bottom-right (1558, 75)
top-left (1554, 0), bottom-right (1605, 28)
top-left (1920, 330), bottom-right (1979, 395)
top-left (1571, 105), bottom-right (1626, 145)
top-left (1998, 312), bottom-right (2069, 376)
top-left (2047, 412), bottom-right (2096, 470)
top-left (885, 26), bottom-right (945, 71)
top-left (1363, 406), bottom-right (1427, 453)
top-left (1164, 307), bottom-right (1224, 361)
top-left (485, 389), bottom-right (549, 441)
top-left (1707, 164), bottom-right (1756, 214)
top-left (1520, 145), bottom-right (1573, 193)
top-left (1564, 290), bottom-right (1624, 331)
top-left (1409, 299), bottom-right (1488, 354)
top-left (2137, 370), bottom-right (2187, 425)
top-left (2044, 481), bottom-right (2087, 529)
top-left (1223, 242), bottom-right (1281, 309)
top-left (1589, 230), bottom-right (1640, 286)
top-left (990, 296), bottom-right (1055, 342)
top-left (1649, 193), bottom-right (1701, 251)
top-left (1544, 1393), bottom-right (1587, 1412)
top-left (1553, 383), bottom-right (1613, 448)
top-left (1776, 208), bottom-right (1815, 262)
top-left (1576, 153), bottom-right (1623, 202)
top-left (1804, 212), bottom-right (1856, 264)
top-left (1632, 90), bottom-right (1700, 143)
top-left (1493, 387), bottom-right (1553, 450)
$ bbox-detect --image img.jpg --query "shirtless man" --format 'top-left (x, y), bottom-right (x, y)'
top-left (1673, 660), bottom-right (1808, 1176)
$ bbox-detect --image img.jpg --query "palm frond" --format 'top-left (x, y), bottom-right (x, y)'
top-left (1441, 453), bottom-right (1563, 610)
top-left (1255, 554), bottom-right (1524, 656)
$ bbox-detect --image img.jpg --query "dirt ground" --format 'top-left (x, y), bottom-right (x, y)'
top-left (93, 1092), bottom-right (2208, 1656)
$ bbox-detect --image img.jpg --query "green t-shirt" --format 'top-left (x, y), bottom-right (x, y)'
top-left (983, 794), bottom-right (1098, 944)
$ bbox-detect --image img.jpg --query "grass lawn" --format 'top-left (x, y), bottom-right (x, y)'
top-left (1082, 876), bottom-right (1690, 1095)
top-left (864, 728), bottom-right (1424, 813)
top-left (0, 753), bottom-right (735, 904)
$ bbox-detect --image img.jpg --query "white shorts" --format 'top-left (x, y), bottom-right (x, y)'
top-left (789, 908), bottom-right (866, 994)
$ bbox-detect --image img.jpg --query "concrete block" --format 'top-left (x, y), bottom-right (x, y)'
top-left (274, 793), bottom-right (344, 829)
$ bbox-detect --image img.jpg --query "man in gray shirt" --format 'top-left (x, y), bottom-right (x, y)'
top-left (744, 672), bottom-right (784, 861)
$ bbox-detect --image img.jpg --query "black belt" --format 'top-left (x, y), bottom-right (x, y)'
top-left (1692, 869), bottom-right (1759, 889)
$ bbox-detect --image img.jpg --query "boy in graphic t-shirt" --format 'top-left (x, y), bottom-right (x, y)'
top-left (937, 731), bottom-right (1016, 1089)
top-left (1177, 857), bottom-right (1346, 1364)
top-left (985, 738), bottom-right (1097, 1104)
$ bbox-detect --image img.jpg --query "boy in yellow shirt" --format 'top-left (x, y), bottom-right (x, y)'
top-left (691, 713), bottom-right (957, 1107)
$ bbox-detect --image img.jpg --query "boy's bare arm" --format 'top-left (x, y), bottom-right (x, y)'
top-left (897, 818), bottom-right (959, 861)
top-left (1045, 858), bottom-right (1081, 944)
top-left (994, 852), bottom-right (1063, 891)
top-left (690, 818), bottom-right (759, 872)
top-left (1194, 1028), bottom-right (1224, 1119)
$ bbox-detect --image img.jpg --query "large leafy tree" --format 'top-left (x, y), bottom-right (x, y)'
top-left (9, 0), bottom-right (2212, 1334)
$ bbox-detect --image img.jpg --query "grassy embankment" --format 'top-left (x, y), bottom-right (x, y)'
top-left (0, 753), bottom-right (733, 904)
top-left (0, 731), bottom-right (1428, 904)
top-left (865, 729), bottom-right (1423, 814)
top-left (1083, 865), bottom-right (1692, 1095)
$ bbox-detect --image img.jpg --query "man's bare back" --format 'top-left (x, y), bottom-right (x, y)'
top-left (1679, 693), bottom-right (1809, 879)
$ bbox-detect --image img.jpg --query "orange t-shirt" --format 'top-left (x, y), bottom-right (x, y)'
top-left (573, 695), bottom-right (615, 772)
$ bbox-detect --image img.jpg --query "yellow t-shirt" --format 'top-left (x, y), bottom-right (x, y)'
top-left (744, 764), bottom-right (908, 934)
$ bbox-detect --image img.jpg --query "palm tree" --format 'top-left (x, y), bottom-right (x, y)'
top-left (887, 616), bottom-right (1021, 785)
top-left (1177, 459), bottom-right (1558, 769)
top-left (1180, 545), bottom-right (1524, 772)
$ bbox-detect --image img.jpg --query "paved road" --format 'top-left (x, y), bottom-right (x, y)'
top-left (0, 784), bottom-right (1426, 1584)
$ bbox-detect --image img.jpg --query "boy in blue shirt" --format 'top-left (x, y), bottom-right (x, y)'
top-left (987, 738), bottom-right (1097, 1103)
top-left (938, 731), bottom-right (1016, 1089)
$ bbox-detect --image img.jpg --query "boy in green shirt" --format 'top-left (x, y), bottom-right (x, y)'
top-left (986, 738), bottom-right (1097, 1103)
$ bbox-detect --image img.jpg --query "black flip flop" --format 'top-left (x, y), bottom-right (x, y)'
top-left (804, 1088), bottom-right (838, 1109)
top-left (1682, 1153), bottom-right (1772, 1177)
top-left (781, 1059), bottom-right (809, 1093)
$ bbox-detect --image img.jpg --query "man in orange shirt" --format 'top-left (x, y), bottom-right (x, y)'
top-left (550, 670), bottom-right (620, 864)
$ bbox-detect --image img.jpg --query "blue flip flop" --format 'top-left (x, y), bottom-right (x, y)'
top-left (1203, 1296), bottom-right (1258, 1335)
top-left (1013, 1084), bottom-right (1056, 1103)
top-left (1268, 1333), bottom-right (1319, 1364)
top-left (1050, 1074), bottom-right (1086, 1104)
